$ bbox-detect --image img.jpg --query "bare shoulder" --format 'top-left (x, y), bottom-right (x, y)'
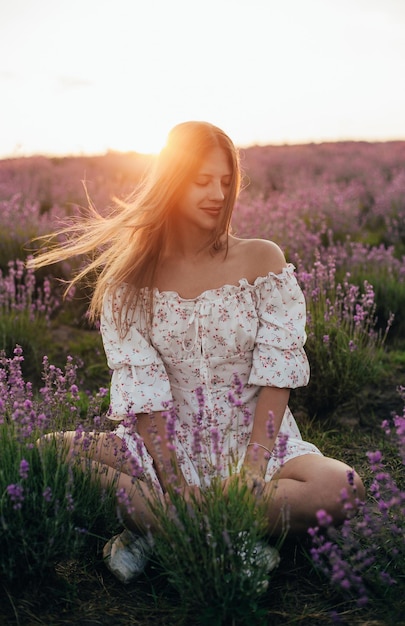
top-left (229, 236), bottom-right (287, 279)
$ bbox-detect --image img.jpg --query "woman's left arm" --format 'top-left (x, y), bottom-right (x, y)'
top-left (238, 239), bottom-right (306, 478)
top-left (242, 386), bottom-right (290, 477)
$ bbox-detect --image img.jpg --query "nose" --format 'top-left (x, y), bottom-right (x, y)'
top-left (208, 179), bottom-right (225, 200)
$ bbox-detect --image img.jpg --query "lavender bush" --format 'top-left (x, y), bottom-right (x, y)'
top-left (150, 476), bottom-right (275, 626)
top-left (308, 400), bottom-right (405, 611)
top-left (295, 255), bottom-right (393, 415)
top-left (324, 241), bottom-right (405, 343)
top-left (0, 258), bottom-right (60, 381)
top-left (140, 387), bottom-right (285, 626)
top-left (0, 153), bottom-right (149, 271)
top-left (0, 346), bottom-right (117, 590)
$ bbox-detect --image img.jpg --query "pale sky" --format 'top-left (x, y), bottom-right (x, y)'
top-left (1, 0), bottom-right (405, 157)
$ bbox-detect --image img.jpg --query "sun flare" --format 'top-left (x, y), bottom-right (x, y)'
top-left (103, 114), bottom-right (170, 156)
top-left (122, 127), bottom-right (168, 155)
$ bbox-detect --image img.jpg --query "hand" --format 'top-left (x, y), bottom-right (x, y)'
top-left (242, 445), bottom-right (271, 479)
top-left (244, 470), bottom-right (266, 497)
top-left (222, 472), bottom-right (266, 499)
top-left (163, 482), bottom-right (202, 507)
top-left (182, 484), bottom-right (203, 506)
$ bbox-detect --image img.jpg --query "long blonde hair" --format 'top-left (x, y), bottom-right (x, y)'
top-left (29, 121), bottom-right (241, 327)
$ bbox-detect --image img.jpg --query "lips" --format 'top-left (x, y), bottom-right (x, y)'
top-left (201, 207), bottom-right (222, 215)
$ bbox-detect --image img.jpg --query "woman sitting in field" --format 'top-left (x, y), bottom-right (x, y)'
top-left (32, 121), bottom-right (365, 582)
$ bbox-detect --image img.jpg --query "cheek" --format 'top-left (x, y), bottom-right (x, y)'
top-left (179, 189), bottom-right (202, 210)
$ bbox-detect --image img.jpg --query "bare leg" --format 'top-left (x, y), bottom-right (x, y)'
top-left (38, 430), bottom-right (135, 472)
top-left (37, 430), bottom-right (163, 531)
top-left (262, 455), bottom-right (365, 535)
top-left (78, 457), bottom-right (164, 532)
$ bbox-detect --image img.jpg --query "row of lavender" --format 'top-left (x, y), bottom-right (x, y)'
top-left (0, 143), bottom-right (404, 618)
top-left (2, 142), bottom-right (404, 409)
top-left (2, 143), bottom-right (405, 302)
top-left (2, 142), bottom-right (405, 271)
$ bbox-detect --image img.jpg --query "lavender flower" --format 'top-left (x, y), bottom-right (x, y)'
top-left (19, 459), bottom-right (30, 480)
top-left (116, 487), bottom-right (135, 520)
top-left (42, 486), bottom-right (53, 502)
top-left (266, 411), bottom-right (275, 440)
top-left (6, 483), bottom-right (25, 510)
top-left (163, 401), bottom-right (177, 452)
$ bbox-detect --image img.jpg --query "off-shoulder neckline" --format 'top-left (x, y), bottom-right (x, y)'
top-left (151, 263), bottom-right (296, 302)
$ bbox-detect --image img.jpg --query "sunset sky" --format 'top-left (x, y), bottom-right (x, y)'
top-left (1, 0), bottom-right (405, 158)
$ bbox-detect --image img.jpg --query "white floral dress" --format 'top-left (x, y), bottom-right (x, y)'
top-left (100, 264), bottom-right (322, 489)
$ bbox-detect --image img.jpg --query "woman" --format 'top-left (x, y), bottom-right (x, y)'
top-left (32, 121), bottom-right (365, 583)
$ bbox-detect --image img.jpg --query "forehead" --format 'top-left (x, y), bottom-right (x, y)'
top-left (197, 147), bottom-right (232, 176)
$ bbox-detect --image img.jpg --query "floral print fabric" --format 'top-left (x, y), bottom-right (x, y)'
top-left (101, 263), bottom-right (322, 487)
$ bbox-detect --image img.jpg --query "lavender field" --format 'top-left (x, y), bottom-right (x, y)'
top-left (0, 142), bottom-right (404, 625)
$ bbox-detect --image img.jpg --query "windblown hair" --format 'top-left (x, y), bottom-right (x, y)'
top-left (29, 121), bottom-right (241, 328)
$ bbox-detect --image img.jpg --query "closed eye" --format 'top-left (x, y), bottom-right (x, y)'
top-left (194, 178), bottom-right (231, 187)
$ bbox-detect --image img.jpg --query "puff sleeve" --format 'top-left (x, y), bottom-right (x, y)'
top-left (100, 288), bottom-right (172, 419)
top-left (248, 264), bottom-right (310, 388)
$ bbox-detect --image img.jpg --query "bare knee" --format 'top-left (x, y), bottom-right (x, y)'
top-left (36, 430), bottom-right (76, 461)
top-left (36, 431), bottom-right (62, 448)
top-left (352, 470), bottom-right (366, 501)
top-left (264, 455), bottom-right (364, 534)
top-left (319, 464), bottom-right (364, 525)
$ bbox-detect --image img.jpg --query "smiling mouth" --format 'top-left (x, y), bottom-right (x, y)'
top-left (201, 207), bottom-right (222, 214)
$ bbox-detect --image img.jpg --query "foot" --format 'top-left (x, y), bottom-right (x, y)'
top-left (237, 531), bottom-right (280, 573)
top-left (103, 529), bottom-right (152, 584)
top-left (253, 541), bottom-right (280, 572)
top-left (237, 536), bottom-right (280, 593)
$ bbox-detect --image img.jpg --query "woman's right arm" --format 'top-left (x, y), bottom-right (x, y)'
top-left (100, 290), bottom-right (190, 494)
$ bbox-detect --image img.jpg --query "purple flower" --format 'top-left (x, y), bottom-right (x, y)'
top-left (275, 432), bottom-right (289, 465)
top-left (70, 384), bottom-right (79, 398)
top-left (192, 426), bottom-right (203, 456)
top-left (210, 427), bottom-right (223, 472)
top-left (116, 487), bottom-right (135, 519)
top-left (316, 509), bottom-right (333, 528)
top-left (65, 493), bottom-right (75, 512)
top-left (6, 483), bottom-right (25, 510)
top-left (366, 450), bottom-right (383, 471)
top-left (163, 402), bottom-right (177, 451)
top-left (195, 386), bottom-right (205, 410)
top-left (74, 424), bottom-right (84, 443)
top-left (42, 486), bottom-right (53, 502)
top-left (266, 411), bottom-right (275, 440)
top-left (19, 459), bottom-right (29, 480)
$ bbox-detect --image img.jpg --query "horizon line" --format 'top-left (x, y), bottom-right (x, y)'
top-left (2, 135), bottom-right (405, 162)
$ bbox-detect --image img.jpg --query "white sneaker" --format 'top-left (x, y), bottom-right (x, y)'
top-left (237, 535), bottom-right (280, 594)
top-left (253, 541), bottom-right (280, 572)
top-left (236, 531), bottom-right (280, 573)
top-left (103, 529), bottom-right (152, 584)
